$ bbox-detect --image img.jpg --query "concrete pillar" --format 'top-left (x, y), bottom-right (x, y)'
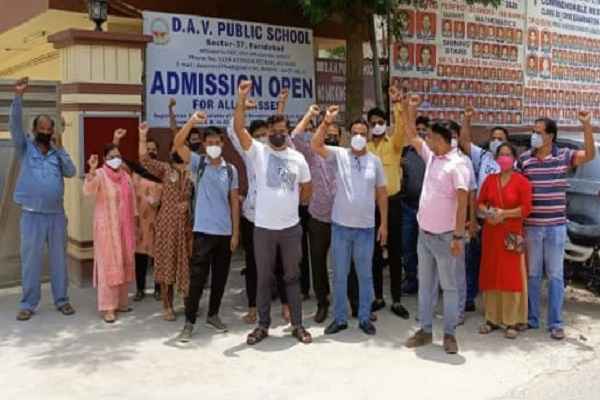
top-left (47, 29), bottom-right (151, 287)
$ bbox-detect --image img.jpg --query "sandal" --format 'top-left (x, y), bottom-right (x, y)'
top-left (479, 322), bottom-right (499, 335)
top-left (16, 309), bottom-right (34, 321)
top-left (505, 327), bottom-right (519, 340)
top-left (57, 303), bottom-right (75, 316)
top-left (163, 308), bottom-right (176, 321)
top-left (118, 307), bottom-right (133, 313)
top-left (515, 323), bottom-right (529, 332)
top-left (243, 309), bottom-right (257, 324)
top-left (247, 327), bottom-right (268, 345)
top-left (292, 327), bottom-right (313, 344)
top-left (103, 311), bottom-right (116, 324)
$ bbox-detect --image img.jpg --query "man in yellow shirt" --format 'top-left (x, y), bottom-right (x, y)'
top-left (364, 88), bottom-right (409, 319)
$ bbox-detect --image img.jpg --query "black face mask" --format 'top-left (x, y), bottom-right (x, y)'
top-left (324, 137), bottom-right (339, 146)
top-left (269, 133), bottom-right (286, 148)
top-left (189, 143), bottom-right (201, 152)
top-left (35, 133), bottom-right (52, 146)
top-left (170, 152), bottom-right (184, 164)
top-left (148, 152), bottom-right (158, 160)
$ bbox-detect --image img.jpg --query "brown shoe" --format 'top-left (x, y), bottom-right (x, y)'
top-left (443, 334), bottom-right (459, 354)
top-left (405, 329), bottom-right (433, 348)
top-left (16, 309), bottom-right (34, 321)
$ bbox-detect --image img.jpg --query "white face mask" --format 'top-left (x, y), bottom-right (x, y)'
top-left (106, 157), bottom-right (122, 170)
top-left (531, 133), bottom-right (544, 149)
top-left (206, 145), bottom-right (222, 159)
top-left (451, 138), bottom-right (458, 149)
top-left (351, 134), bottom-right (367, 151)
top-left (371, 123), bottom-right (387, 136)
top-left (489, 139), bottom-right (502, 156)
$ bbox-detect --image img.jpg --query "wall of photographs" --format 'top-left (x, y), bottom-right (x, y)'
top-left (391, 0), bottom-right (600, 126)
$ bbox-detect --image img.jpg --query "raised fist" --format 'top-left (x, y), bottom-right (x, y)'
top-left (138, 122), bottom-right (149, 137)
top-left (15, 77), bottom-right (29, 96)
top-left (389, 86), bottom-right (402, 103)
top-left (114, 128), bottom-right (127, 141)
top-left (325, 106), bottom-right (339, 124)
top-left (308, 104), bottom-right (320, 117)
top-left (168, 98), bottom-right (176, 108)
top-left (238, 80), bottom-right (252, 99)
top-left (245, 99), bottom-right (257, 110)
top-left (190, 111), bottom-right (207, 125)
top-left (578, 110), bottom-right (592, 125)
top-left (278, 87), bottom-right (289, 103)
top-left (408, 95), bottom-right (422, 109)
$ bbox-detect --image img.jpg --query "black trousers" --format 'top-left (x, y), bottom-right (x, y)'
top-left (254, 224), bottom-right (303, 328)
top-left (348, 194), bottom-right (404, 306)
top-left (299, 205), bottom-right (311, 296)
top-left (373, 194), bottom-right (403, 303)
top-left (134, 253), bottom-right (159, 293)
top-left (241, 216), bottom-right (288, 308)
top-left (185, 233), bottom-right (232, 324)
top-left (308, 217), bottom-right (331, 306)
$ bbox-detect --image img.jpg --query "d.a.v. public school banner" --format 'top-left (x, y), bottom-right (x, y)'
top-left (143, 11), bottom-right (315, 127)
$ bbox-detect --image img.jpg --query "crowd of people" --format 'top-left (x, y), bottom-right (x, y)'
top-left (9, 75), bottom-right (596, 355)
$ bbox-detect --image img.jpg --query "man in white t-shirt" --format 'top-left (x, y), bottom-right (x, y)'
top-left (233, 81), bottom-right (313, 345)
top-left (311, 106), bottom-right (388, 336)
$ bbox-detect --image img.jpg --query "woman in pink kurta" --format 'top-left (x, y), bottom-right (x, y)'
top-left (83, 144), bottom-right (136, 323)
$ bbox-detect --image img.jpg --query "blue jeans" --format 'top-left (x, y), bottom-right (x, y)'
top-left (332, 223), bottom-right (375, 324)
top-left (465, 232), bottom-right (481, 305)
top-left (20, 211), bottom-right (70, 311)
top-left (401, 202), bottom-right (419, 284)
top-left (525, 225), bottom-right (567, 330)
top-left (417, 230), bottom-right (459, 336)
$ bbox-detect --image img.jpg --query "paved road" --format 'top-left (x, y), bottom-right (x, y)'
top-left (1, 260), bottom-right (598, 400)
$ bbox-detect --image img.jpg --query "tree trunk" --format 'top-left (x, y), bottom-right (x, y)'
top-left (346, 24), bottom-right (364, 123)
top-left (369, 15), bottom-right (384, 111)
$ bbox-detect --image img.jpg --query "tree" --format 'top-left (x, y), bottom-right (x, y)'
top-left (278, 0), bottom-right (501, 121)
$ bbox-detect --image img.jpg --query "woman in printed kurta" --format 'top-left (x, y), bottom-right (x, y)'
top-left (477, 142), bottom-right (532, 339)
top-left (138, 122), bottom-right (193, 321)
top-left (83, 144), bottom-right (136, 323)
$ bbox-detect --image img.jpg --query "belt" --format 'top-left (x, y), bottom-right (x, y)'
top-left (421, 229), bottom-right (453, 236)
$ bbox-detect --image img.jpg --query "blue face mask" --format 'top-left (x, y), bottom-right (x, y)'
top-left (530, 132), bottom-right (544, 149)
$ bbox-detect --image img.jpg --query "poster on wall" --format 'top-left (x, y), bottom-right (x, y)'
top-left (143, 11), bottom-right (316, 127)
top-left (524, 0), bottom-right (600, 126)
top-left (391, 0), bottom-right (526, 126)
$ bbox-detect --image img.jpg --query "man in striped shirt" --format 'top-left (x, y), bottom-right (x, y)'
top-left (519, 114), bottom-right (595, 340)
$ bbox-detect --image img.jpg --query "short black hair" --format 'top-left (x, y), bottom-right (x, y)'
top-left (367, 107), bottom-right (386, 122)
top-left (146, 138), bottom-right (159, 149)
top-left (430, 120), bottom-right (453, 144)
top-left (535, 117), bottom-right (558, 142)
top-left (32, 114), bottom-right (55, 131)
top-left (103, 143), bottom-right (119, 158)
top-left (203, 126), bottom-right (224, 141)
top-left (416, 116), bottom-right (430, 127)
top-left (266, 114), bottom-right (288, 127)
top-left (495, 142), bottom-right (517, 158)
top-left (491, 126), bottom-right (510, 140)
top-left (447, 120), bottom-right (461, 136)
top-left (348, 118), bottom-right (369, 132)
top-left (249, 119), bottom-right (268, 135)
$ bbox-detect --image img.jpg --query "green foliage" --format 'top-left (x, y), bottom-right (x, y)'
top-left (277, 0), bottom-right (503, 35)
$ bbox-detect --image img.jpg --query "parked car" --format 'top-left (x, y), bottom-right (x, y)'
top-left (511, 132), bottom-right (600, 294)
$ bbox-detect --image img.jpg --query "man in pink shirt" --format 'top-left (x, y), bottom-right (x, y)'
top-left (402, 95), bottom-right (470, 355)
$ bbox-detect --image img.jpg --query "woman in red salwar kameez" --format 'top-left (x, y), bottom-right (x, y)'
top-left (477, 142), bottom-right (532, 339)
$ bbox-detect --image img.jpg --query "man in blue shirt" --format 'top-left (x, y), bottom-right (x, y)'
top-left (10, 77), bottom-right (77, 321)
top-left (172, 115), bottom-right (240, 341)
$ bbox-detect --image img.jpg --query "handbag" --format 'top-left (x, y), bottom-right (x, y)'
top-left (496, 176), bottom-right (525, 254)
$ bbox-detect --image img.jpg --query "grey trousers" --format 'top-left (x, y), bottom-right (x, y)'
top-left (254, 224), bottom-right (303, 329)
